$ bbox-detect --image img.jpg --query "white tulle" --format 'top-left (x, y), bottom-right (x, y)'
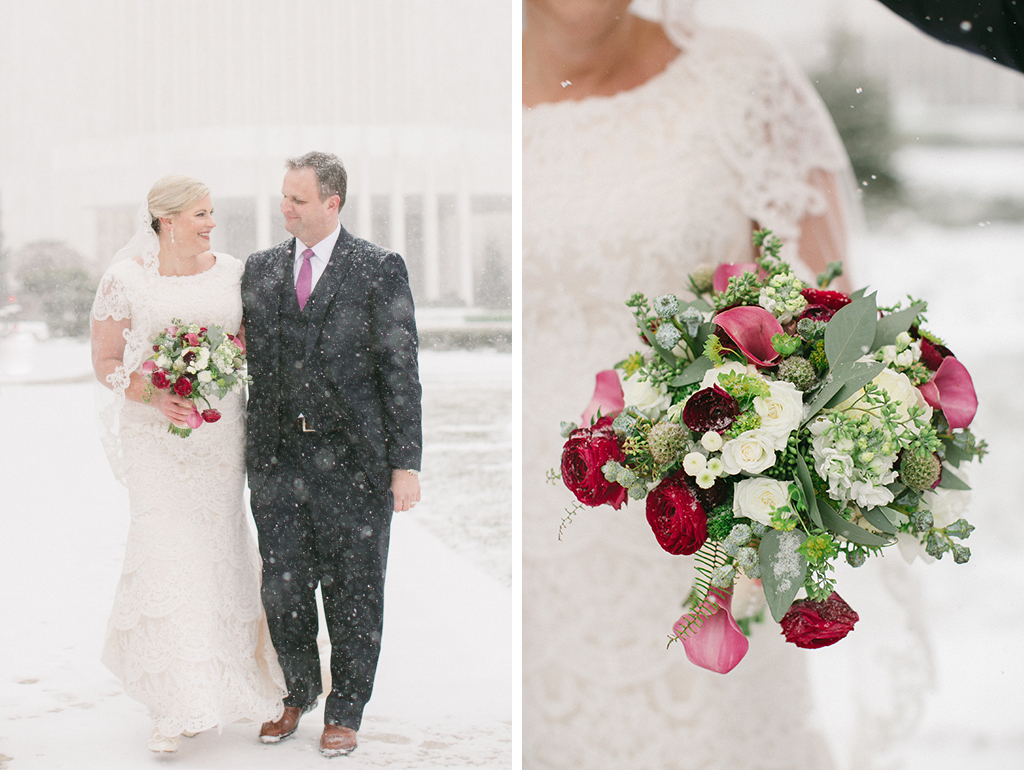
top-left (524, 23), bottom-right (927, 770)
top-left (91, 252), bottom-right (286, 737)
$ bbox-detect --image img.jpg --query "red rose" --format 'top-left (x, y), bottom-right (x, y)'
top-left (150, 369), bottom-right (171, 389)
top-left (645, 473), bottom-right (708, 555)
top-left (780, 592), bottom-right (859, 649)
top-left (173, 376), bottom-right (194, 397)
top-left (201, 409), bottom-right (221, 423)
top-left (682, 384), bottom-right (739, 434)
top-left (560, 416), bottom-right (628, 510)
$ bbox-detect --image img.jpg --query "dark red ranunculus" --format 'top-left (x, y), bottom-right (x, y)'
top-left (201, 409), bottom-right (221, 423)
top-left (173, 376), bottom-right (194, 397)
top-left (150, 369), bottom-right (171, 389)
top-left (645, 473), bottom-right (708, 555)
top-left (560, 416), bottom-right (628, 510)
top-left (780, 592), bottom-right (859, 649)
top-left (799, 288), bottom-right (851, 324)
top-left (801, 288), bottom-right (851, 311)
top-left (183, 350), bottom-right (196, 365)
top-left (682, 384), bottom-right (740, 434)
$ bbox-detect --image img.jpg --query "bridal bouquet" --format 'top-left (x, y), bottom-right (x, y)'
top-left (557, 231), bottom-right (984, 673)
top-left (142, 319), bottom-right (248, 437)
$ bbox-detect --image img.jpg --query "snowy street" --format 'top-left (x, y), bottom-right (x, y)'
top-left (0, 349), bottom-right (515, 769)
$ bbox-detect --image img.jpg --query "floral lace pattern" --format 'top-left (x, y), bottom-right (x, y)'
top-left (524, 27), bottom-right (924, 770)
top-left (91, 254), bottom-right (286, 736)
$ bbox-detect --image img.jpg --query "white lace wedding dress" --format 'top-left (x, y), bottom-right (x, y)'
top-left (91, 253), bottom-right (286, 737)
top-left (523, 24), bottom-right (927, 770)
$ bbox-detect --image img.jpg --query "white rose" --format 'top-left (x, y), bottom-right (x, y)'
top-left (873, 367), bottom-right (932, 431)
top-left (699, 361), bottom-right (754, 390)
top-left (733, 477), bottom-right (792, 526)
top-left (197, 370), bottom-right (213, 383)
top-left (719, 430), bottom-right (776, 475)
top-left (754, 379), bottom-right (804, 450)
top-left (156, 354), bottom-right (171, 369)
top-left (621, 371), bottom-right (671, 420)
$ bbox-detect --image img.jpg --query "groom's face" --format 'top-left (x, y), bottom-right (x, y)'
top-left (281, 167), bottom-right (340, 246)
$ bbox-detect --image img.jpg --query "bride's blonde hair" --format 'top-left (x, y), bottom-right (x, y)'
top-left (147, 175), bottom-right (210, 233)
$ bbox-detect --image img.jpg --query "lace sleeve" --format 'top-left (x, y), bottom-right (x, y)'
top-left (92, 268), bottom-right (132, 322)
top-left (705, 29), bottom-right (857, 264)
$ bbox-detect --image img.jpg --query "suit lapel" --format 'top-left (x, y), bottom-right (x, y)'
top-left (303, 226), bottom-right (356, 360)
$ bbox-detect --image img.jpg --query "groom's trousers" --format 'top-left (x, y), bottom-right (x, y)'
top-left (250, 426), bottom-right (393, 731)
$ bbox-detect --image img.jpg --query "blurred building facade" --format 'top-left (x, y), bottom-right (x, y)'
top-left (0, 0), bottom-right (519, 310)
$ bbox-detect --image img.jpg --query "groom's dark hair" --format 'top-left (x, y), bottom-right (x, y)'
top-left (286, 151), bottom-right (347, 210)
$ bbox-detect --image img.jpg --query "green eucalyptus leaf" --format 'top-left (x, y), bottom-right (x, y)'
top-left (861, 506), bottom-right (897, 535)
top-left (849, 287), bottom-right (868, 301)
top-left (877, 505), bottom-right (909, 528)
top-left (794, 454), bottom-right (823, 529)
top-left (872, 302), bottom-right (926, 351)
top-left (942, 438), bottom-right (971, 468)
top-left (817, 498), bottom-right (892, 546)
top-left (671, 356), bottom-right (715, 387)
top-left (823, 360), bottom-right (887, 409)
top-left (825, 294), bottom-right (878, 369)
top-left (758, 528), bottom-right (808, 623)
top-left (938, 466), bottom-right (972, 490)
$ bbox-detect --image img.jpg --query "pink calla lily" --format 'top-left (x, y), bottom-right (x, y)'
top-left (184, 332), bottom-right (201, 347)
top-left (712, 263), bottom-right (763, 294)
top-left (185, 405), bottom-right (204, 429)
top-left (674, 588), bottom-right (748, 674)
top-left (713, 306), bottom-right (783, 367)
top-left (581, 369), bottom-right (625, 425)
top-left (918, 356), bottom-right (978, 429)
top-left (141, 360), bottom-right (156, 373)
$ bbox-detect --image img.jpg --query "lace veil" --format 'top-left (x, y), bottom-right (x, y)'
top-left (90, 202), bottom-right (162, 484)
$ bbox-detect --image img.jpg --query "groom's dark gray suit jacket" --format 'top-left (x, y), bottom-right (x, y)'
top-left (240, 226), bottom-right (422, 491)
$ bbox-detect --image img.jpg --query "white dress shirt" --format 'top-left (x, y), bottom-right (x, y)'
top-left (292, 222), bottom-right (342, 295)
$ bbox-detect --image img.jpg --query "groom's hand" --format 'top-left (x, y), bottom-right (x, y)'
top-left (391, 470), bottom-right (421, 512)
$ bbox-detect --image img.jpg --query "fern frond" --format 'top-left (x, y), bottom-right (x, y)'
top-left (668, 543), bottom-right (727, 645)
top-left (558, 501), bottom-right (585, 542)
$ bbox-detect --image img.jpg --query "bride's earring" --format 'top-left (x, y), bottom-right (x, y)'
top-left (169, 224), bottom-right (175, 244)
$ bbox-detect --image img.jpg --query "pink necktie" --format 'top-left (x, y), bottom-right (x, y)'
top-left (296, 248), bottom-right (314, 310)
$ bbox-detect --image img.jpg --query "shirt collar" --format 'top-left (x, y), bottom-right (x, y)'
top-left (295, 221), bottom-right (342, 263)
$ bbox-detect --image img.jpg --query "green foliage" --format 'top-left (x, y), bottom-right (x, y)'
top-left (20, 265), bottom-right (95, 337)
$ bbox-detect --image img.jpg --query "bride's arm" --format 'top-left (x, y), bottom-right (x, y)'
top-left (795, 169), bottom-right (852, 293)
top-left (90, 316), bottom-right (192, 425)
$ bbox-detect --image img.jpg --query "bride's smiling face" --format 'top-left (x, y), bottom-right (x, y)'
top-left (163, 196), bottom-right (215, 252)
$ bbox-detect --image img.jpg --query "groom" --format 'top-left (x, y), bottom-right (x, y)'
top-left (241, 151), bottom-right (422, 757)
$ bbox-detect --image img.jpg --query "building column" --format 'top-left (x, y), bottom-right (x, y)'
top-left (357, 154), bottom-right (372, 241)
top-left (388, 165), bottom-right (406, 256)
top-left (456, 171), bottom-right (473, 307)
top-left (423, 159), bottom-right (441, 303)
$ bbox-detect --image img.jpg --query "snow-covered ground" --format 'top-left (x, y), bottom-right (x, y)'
top-left (0, 349), bottom-right (516, 769)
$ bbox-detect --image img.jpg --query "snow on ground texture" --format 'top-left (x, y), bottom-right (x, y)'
top-left (0, 350), bottom-right (515, 769)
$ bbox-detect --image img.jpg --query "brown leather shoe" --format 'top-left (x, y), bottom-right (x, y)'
top-left (259, 706), bottom-right (304, 743)
top-left (319, 724), bottom-right (357, 757)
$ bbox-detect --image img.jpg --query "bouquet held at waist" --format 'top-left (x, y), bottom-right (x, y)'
top-left (556, 231), bottom-right (985, 673)
top-left (142, 319), bottom-right (248, 437)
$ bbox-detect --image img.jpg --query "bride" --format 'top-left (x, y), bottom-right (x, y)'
top-left (90, 175), bottom-right (286, 752)
top-left (522, 1), bottom-right (929, 768)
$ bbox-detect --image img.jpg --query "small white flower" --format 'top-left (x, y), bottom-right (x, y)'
top-left (197, 370), bottom-right (213, 383)
top-left (682, 452), bottom-right (707, 476)
top-left (701, 431), bottom-right (724, 452)
top-left (156, 354), bottom-right (172, 369)
top-left (695, 469), bottom-right (717, 489)
top-left (705, 457), bottom-right (724, 476)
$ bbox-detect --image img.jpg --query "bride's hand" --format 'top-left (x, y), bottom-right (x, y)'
top-left (150, 390), bottom-right (193, 426)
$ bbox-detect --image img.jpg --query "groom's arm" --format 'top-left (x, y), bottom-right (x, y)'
top-left (370, 251), bottom-right (423, 480)
top-left (876, 0), bottom-right (1024, 72)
